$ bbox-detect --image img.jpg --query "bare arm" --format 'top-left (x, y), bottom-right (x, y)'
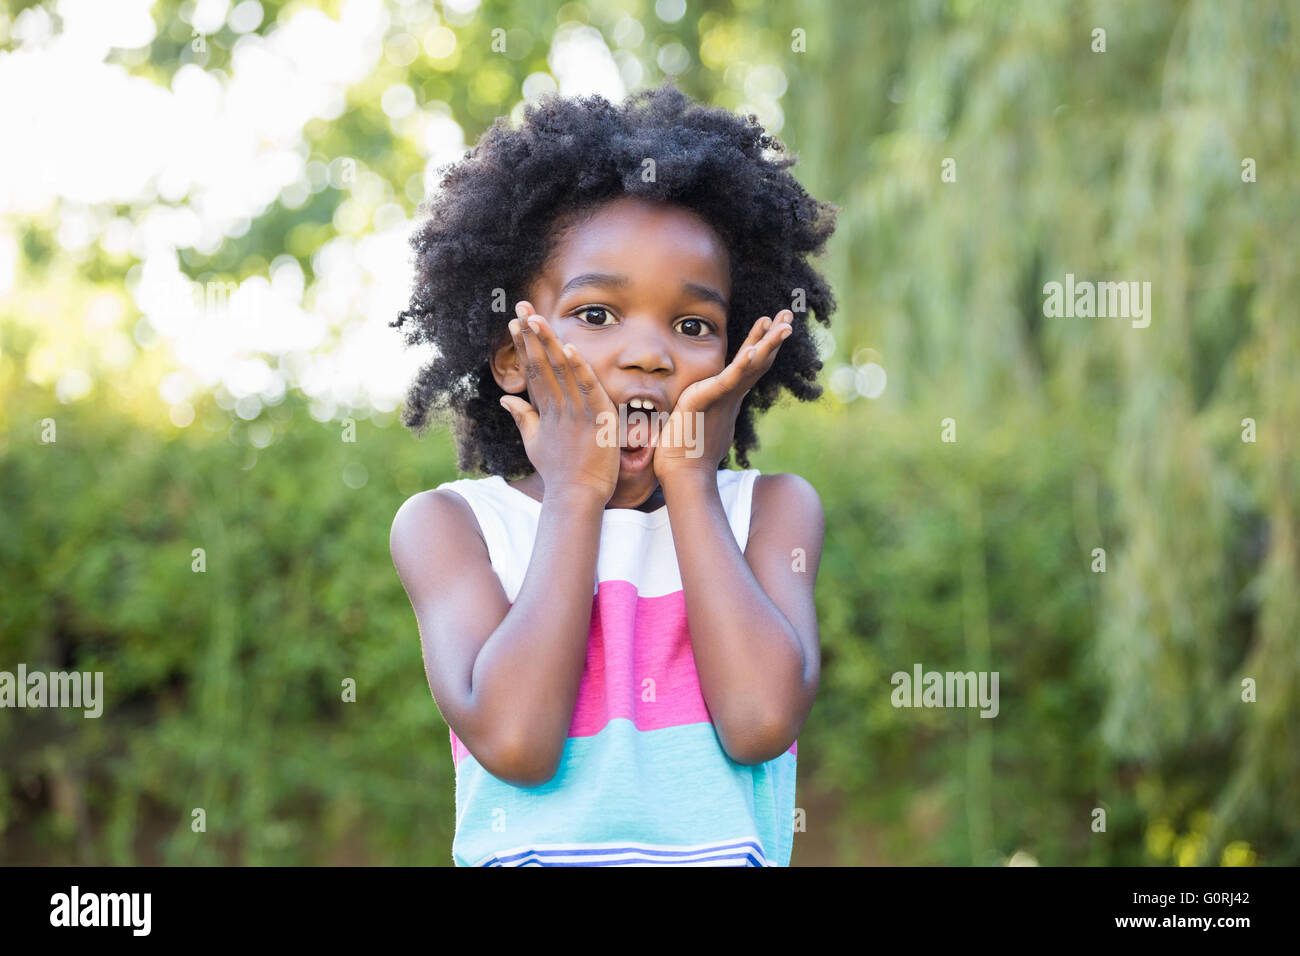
top-left (389, 483), bottom-right (607, 786)
top-left (661, 471), bottom-right (823, 765)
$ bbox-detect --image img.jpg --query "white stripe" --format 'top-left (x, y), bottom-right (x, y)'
top-left (439, 470), bottom-right (752, 601)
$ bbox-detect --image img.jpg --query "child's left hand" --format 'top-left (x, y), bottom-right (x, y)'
top-left (653, 309), bottom-right (794, 483)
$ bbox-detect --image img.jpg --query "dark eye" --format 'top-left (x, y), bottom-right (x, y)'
top-left (676, 317), bottom-right (713, 337)
top-left (577, 306), bottom-right (614, 326)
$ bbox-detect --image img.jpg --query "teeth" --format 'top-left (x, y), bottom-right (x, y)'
top-left (628, 397), bottom-right (656, 412)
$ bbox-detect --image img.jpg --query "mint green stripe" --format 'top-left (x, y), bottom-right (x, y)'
top-left (452, 719), bottom-right (797, 866)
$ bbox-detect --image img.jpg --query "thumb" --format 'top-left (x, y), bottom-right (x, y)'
top-left (498, 395), bottom-right (536, 435)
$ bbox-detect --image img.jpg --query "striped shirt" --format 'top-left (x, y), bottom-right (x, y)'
top-left (432, 468), bottom-right (798, 866)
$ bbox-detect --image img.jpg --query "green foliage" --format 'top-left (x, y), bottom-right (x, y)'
top-left (1, 378), bottom-right (465, 863)
top-left (775, 0), bottom-right (1298, 863)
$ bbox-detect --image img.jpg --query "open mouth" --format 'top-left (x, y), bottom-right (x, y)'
top-left (618, 398), bottom-right (659, 472)
top-left (619, 442), bottom-right (655, 471)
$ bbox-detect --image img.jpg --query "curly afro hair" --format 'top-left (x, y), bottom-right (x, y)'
top-left (391, 80), bottom-right (838, 478)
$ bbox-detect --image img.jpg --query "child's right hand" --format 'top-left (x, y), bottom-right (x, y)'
top-left (499, 301), bottom-right (621, 505)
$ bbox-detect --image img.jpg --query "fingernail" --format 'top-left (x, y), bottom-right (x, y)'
top-left (515, 302), bottom-right (528, 318)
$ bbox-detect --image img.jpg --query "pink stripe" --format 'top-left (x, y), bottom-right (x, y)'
top-left (449, 581), bottom-right (798, 768)
top-left (570, 581), bottom-right (706, 735)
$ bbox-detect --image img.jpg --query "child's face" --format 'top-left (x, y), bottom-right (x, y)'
top-left (498, 195), bottom-right (731, 503)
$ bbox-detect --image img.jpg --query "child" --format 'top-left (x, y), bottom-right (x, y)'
top-left (389, 82), bottom-right (837, 866)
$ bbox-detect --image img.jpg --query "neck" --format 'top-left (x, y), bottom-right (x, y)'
top-left (510, 474), bottom-right (666, 512)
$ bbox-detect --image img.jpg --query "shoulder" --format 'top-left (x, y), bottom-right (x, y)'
top-left (750, 472), bottom-right (824, 539)
top-left (389, 485), bottom-right (486, 564)
top-left (752, 472), bottom-right (824, 520)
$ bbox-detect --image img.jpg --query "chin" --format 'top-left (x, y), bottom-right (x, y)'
top-left (616, 472), bottom-right (652, 491)
top-left (614, 471), bottom-right (656, 499)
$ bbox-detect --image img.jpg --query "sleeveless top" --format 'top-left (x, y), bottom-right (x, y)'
top-left (432, 468), bottom-right (798, 866)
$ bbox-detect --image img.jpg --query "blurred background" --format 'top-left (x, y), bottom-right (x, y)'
top-left (1, 0), bottom-right (1296, 865)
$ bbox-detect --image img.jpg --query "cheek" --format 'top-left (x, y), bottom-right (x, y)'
top-left (682, 357), bottom-right (725, 389)
top-left (570, 347), bottom-right (614, 391)
top-left (548, 326), bottom-right (581, 362)
top-left (709, 347), bottom-right (729, 375)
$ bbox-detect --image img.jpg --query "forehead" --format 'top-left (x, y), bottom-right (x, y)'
top-left (542, 196), bottom-right (731, 292)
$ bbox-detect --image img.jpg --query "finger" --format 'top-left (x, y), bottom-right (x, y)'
top-left (507, 304), bottom-right (536, 409)
top-left (745, 309), bottom-right (793, 370)
top-left (687, 347), bottom-right (753, 409)
top-left (652, 310), bottom-right (793, 416)
top-left (526, 313), bottom-right (585, 412)
top-left (708, 310), bottom-right (792, 403)
top-left (511, 303), bottom-right (554, 415)
top-left (738, 315), bottom-right (771, 356)
top-left (731, 312), bottom-right (783, 369)
top-left (699, 315), bottom-right (767, 400)
top-left (499, 394), bottom-right (538, 440)
top-left (557, 340), bottom-right (614, 417)
top-left (521, 311), bottom-right (569, 414)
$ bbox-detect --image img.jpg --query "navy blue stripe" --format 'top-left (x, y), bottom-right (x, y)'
top-left (489, 839), bottom-right (766, 865)
top-left (485, 843), bottom-right (768, 867)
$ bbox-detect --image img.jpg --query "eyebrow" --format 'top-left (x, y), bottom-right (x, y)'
top-left (558, 272), bottom-right (729, 310)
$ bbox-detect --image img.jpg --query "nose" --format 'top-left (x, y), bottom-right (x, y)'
top-left (617, 317), bottom-right (673, 375)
